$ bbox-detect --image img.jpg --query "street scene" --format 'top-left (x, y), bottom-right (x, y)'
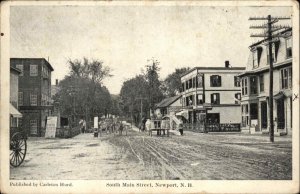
top-left (7, 4), bottom-right (294, 181)
top-left (11, 128), bottom-right (291, 180)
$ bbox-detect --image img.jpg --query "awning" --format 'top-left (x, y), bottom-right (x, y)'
top-left (273, 92), bottom-right (284, 100)
top-left (274, 90), bottom-right (292, 100)
top-left (10, 104), bottom-right (22, 118)
top-left (175, 110), bottom-right (189, 120)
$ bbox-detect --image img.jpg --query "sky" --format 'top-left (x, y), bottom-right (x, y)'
top-left (10, 5), bottom-right (293, 94)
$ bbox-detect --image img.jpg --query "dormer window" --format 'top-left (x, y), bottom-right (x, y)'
top-left (286, 38), bottom-right (292, 58)
top-left (252, 47), bottom-right (262, 68)
top-left (266, 43), bottom-right (276, 64)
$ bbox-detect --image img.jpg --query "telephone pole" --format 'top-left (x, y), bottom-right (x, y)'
top-left (136, 97), bottom-right (147, 121)
top-left (249, 15), bottom-right (290, 142)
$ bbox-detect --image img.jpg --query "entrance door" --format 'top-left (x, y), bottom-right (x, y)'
top-left (261, 101), bottom-right (268, 129)
top-left (277, 98), bottom-right (285, 129)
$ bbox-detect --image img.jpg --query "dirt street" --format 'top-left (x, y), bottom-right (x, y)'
top-left (10, 129), bottom-right (292, 180)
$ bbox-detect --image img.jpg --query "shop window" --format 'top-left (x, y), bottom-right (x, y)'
top-left (210, 75), bottom-right (221, 87)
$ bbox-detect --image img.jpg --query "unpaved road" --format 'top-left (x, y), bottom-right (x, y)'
top-left (10, 129), bottom-right (292, 180)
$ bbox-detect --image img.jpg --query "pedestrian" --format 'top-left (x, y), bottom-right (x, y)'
top-left (142, 117), bottom-right (147, 132)
top-left (82, 119), bottom-right (86, 133)
top-left (179, 124), bottom-right (183, 135)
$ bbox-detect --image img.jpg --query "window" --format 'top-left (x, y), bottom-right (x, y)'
top-left (235, 93), bottom-right (241, 104)
top-left (210, 75), bottom-right (221, 87)
top-left (197, 74), bottom-right (203, 88)
top-left (249, 76), bottom-right (258, 95)
top-left (181, 83), bottom-right (185, 92)
top-left (245, 78), bottom-right (248, 95)
top-left (16, 64), bottom-right (23, 76)
top-left (266, 43), bottom-right (276, 64)
top-left (286, 38), bottom-right (292, 58)
top-left (185, 81), bottom-right (188, 90)
top-left (18, 92), bottom-right (23, 106)
top-left (281, 67), bottom-right (292, 89)
top-left (196, 94), bottom-right (204, 105)
top-left (30, 93), bottom-right (37, 106)
top-left (253, 51), bottom-right (258, 68)
top-left (252, 47), bottom-right (262, 68)
top-left (242, 78), bottom-right (248, 95)
top-left (30, 64), bottom-right (38, 76)
top-left (211, 93), bottom-right (220, 104)
top-left (189, 79), bottom-right (192, 89)
top-left (242, 78), bottom-right (244, 95)
top-left (241, 104), bottom-right (249, 127)
top-left (234, 76), bottom-right (240, 87)
top-left (30, 120), bottom-right (38, 135)
top-left (192, 77), bottom-right (196, 88)
top-left (259, 74), bottom-right (264, 92)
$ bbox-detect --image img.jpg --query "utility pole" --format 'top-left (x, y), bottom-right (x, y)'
top-left (136, 97), bottom-right (147, 121)
top-left (249, 15), bottom-right (290, 142)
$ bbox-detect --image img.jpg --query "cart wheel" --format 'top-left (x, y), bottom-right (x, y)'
top-left (10, 132), bottom-right (27, 167)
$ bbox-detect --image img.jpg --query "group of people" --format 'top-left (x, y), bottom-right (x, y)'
top-left (79, 119), bottom-right (86, 133)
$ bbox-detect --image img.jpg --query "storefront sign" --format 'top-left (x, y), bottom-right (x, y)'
top-left (45, 116), bottom-right (57, 138)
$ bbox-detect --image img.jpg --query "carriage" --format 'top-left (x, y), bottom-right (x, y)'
top-left (148, 118), bottom-right (170, 137)
top-left (10, 128), bottom-right (27, 167)
top-left (95, 118), bottom-right (129, 137)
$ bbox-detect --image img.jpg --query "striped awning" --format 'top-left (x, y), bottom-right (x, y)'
top-left (10, 103), bottom-right (22, 118)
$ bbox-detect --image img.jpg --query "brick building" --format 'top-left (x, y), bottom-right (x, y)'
top-left (10, 58), bottom-right (54, 136)
top-left (180, 62), bottom-right (245, 132)
top-left (238, 28), bottom-right (292, 135)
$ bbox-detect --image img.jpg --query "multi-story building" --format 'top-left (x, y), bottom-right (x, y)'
top-left (10, 58), bottom-right (54, 136)
top-left (238, 28), bottom-right (292, 135)
top-left (180, 61), bottom-right (245, 131)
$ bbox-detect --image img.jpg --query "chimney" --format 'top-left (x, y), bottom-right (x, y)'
top-left (225, 61), bottom-right (230, 68)
top-left (55, 79), bottom-right (58, 85)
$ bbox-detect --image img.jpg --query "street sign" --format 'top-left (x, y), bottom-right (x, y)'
top-left (45, 116), bottom-right (57, 138)
top-left (94, 117), bottom-right (99, 128)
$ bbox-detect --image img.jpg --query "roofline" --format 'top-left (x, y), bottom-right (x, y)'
top-left (10, 66), bottom-right (21, 74)
top-left (156, 95), bottom-right (182, 108)
top-left (180, 66), bottom-right (246, 78)
top-left (237, 60), bottom-right (292, 77)
top-left (10, 58), bottom-right (54, 71)
top-left (249, 27), bottom-right (292, 48)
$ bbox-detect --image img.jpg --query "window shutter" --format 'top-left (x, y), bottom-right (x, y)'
top-left (211, 94), bottom-right (213, 104)
top-left (218, 76), bottom-right (222, 86)
top-left (210, 76), bottom-right (213, 87)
